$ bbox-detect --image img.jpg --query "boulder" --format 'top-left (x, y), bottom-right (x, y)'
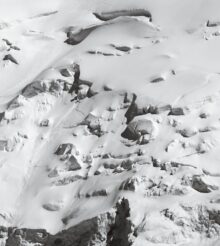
top-left (39, 119), bottom-right (50, 127)
top-left (121, 118), bottom-right (158, 141)
top-left (121, 124), bottom-right (140, 140)
top-left (55, 143), bottom-right (73, 156)
top-left (66, 155), bottom-right (81, 171)
top-left (82, 113), bottom-right (103, 137)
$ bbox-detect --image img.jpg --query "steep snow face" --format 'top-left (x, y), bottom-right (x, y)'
top-left (1, 0), bottom-right (220, 245)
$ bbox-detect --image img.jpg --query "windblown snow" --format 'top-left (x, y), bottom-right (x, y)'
top-left (0, 0), bottom-right (220, 245)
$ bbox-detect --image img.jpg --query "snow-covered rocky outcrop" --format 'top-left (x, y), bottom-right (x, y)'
top-left (0, 0), bottom-right (220, 245)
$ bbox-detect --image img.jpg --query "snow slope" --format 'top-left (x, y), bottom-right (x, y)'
top-left (0, 0), bottom-right (220, 245)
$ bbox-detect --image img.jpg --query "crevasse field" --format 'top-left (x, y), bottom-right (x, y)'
top-left (0, 0), bottom-right (220, 245)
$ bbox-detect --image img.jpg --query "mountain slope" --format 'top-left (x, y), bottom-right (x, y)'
top-left (0, 0), bottom-right (220, 245)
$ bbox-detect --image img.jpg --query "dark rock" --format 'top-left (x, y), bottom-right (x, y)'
top-left (82, 113), bottom-right (103, 137)
top-left (207, 20), bottom-right (220, 27)
top-left (91, 189), bottom-right (108, 197)
top-left (101, 52), bottom-right (114, 56)
top-left (145, 104), bottom-right (171, 115)
top-left (0, 226), bottom-right (8, 239)
top-left (87, 50), bottom-right (97, 54)
top-left (60, 68), bottom-right (72, 77)
top-left (0, 140), bottom-right (8, 151)
top-left (66, 155), bottom-right (81, 171)
top-left (59, 212), bottom-right (114, 244)
top-left (171, 69), bottom-right (176, 75)
top-left (124, 93), bottom-right (138, 123)
top-left (164, 205), bottom-right (220, 238)
top-left (7, 95), bottom-right (25, 109)
top-left (154, 104), bottom-right (171, 114)
top-left (178, 128), bottom-right (197, 138)
top-left (192, 176), bottom-right (218, 193)
top-left (3, 54), bottom-right (18, 64)
top-left (121, 119), bottom-right (156, 141)
top-left (39, 119), bottom-right (50, 127)
top-left (55, 143), bottom-right (73, 156)
top-left (139, 135), bottom-right (150, 145)
top-left (4, 199), bottom-right (135, 246)
top-left (49, 80), bottom-right (63, 95)
top-left (93, 9), bottom-right (152, 22)
top-left (69, 72), bottom-right (93, 99)
top-left (102, 153), bottom-right (111, 159)
top-left (213, 31), bottom-right (220, 36)
top-left (69, 63), bottom-right (80, 94)
top-left (119, 178), bottom-right (136, 191)
top-left (22, 81), bottom-right (47, 98)
top-left (94, 170), bottom-right (101, 175)
top-left (151, 156), bottom-right (161, 167)
top-left (22, 80), bottom-right (65, 98)
top-left (0, 112), bottom-right (5, 122)
top-left (2, 38), bottom-right (12, 46)
top-left (121, 159), bottom-right (133, 170)
top-left (123, 93), bottom-right (130, 104)
top-left (150, 77), bottom-right (165, 83)
top-left (199, 113), bottom-right (208, 119)
top-left (107, 198), bottom-right (134, 246)
top-left (42, 203), bottom-right (61, 212)
top-left (103, 163), bottom-right (117, 169)
top-left (121, 124), bottom-right (140, 141)
top-left (6, 228), bottom-right (48, 246)
top-left (103, 85), bottom-right (113, 91)
top-left (65, 26), bottom-right (98, 45)
top-left (208, 210), bottom-right (220, 225)
top-left (113, 45), bottom-right (131, 52)
top-left (54, 175), bottom-right (83, 186)
top-left (168, 107), bottom-right (185, 116)
top-left (124, 95), bottom-right (169, 122)
top-left (10, 46), bottom-right (20, 51)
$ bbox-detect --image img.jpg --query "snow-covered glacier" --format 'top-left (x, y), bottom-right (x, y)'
top-left (0, 0), bottom-right (220, 245)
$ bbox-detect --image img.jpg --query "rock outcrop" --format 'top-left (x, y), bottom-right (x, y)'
top-left (93, 9), bottom-right (152, 22)
top-left (3, 199), bottom-right (135, 246)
